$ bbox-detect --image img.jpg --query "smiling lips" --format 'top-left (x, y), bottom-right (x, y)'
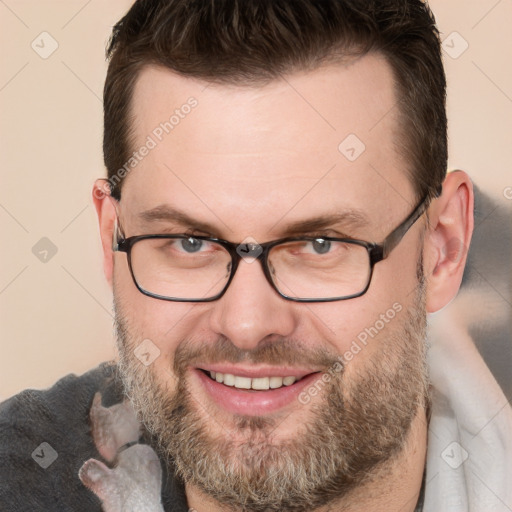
top-left (208, 370), bottom-right (301, 390)
top-left (194, 365), bottom-right (322, 415)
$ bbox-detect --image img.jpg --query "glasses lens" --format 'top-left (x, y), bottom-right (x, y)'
top-left (268, 239), bottom-right (371, 300)
top-left (129, 237), bottom-right (232, 300)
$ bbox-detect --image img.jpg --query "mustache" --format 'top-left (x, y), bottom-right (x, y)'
top-left (172, 336), bottom-right (342, 377)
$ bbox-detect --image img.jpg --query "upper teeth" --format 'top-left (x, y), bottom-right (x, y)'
top-left (209, 371), bottom-right (299, 390)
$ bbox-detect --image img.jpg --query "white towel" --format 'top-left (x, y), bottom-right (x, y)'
top-left (425, 309), bottom-right (512, 511)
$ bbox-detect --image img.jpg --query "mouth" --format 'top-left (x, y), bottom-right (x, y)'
top-left (202, 369), bottom-right (305, 390)
top-left (192, 365), bottom-right (323, 416)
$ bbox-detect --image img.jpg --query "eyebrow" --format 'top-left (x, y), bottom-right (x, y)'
top-left (278, 211), bottom-right (369, 237)
top-left (137, 206), bottom-right (218, 234)
top-left (137, 205), bottom-right (370, 238)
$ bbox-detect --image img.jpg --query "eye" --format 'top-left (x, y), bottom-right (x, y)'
top-left (179, 237), bottom-right (204, 253)
top-left (308, 238), bottom-right (332, 255)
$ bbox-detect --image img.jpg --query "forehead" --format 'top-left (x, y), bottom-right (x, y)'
top-left (122, 55), bottom-right (414, 238)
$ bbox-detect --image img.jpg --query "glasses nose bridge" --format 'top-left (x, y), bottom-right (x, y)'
top-left (228, 241), bottom-right (274, 291)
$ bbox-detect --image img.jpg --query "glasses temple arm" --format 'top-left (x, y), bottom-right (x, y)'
top-left (380, 193), bottom-right (434, 259)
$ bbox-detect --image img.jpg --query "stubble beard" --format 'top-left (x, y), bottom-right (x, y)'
top-left (114, 285), bottom-right (429, 512)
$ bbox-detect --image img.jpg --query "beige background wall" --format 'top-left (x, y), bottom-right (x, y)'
top-left (1, 0), bottom-right (511, 399)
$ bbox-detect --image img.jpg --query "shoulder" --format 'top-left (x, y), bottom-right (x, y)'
top-left (0, 362), bottom-right (123, 510)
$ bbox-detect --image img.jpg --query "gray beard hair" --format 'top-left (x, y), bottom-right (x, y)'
top-left (114, 286), bottom-right (429, 512)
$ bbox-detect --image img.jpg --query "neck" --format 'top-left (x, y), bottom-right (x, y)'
top-left (185, 407), bottom-right (428, 512)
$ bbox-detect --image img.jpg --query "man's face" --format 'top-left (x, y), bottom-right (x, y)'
top-left (112, 54), bottom-right (429, 511)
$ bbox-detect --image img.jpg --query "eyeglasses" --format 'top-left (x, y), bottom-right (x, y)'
top-left (112, 195), bottom-right (430, 303)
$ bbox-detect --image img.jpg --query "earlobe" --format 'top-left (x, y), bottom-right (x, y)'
top-left (92, 179), bottom-right (117, 287)
top-left (425, 170), bottom-right (474, 313)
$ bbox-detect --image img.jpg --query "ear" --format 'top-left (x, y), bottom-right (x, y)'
top-left (92, 180), bottom-right (117, 287)
top-left (424, 170), bottom-right (474, 313)
top-left (78, 458), bottom-right (113, 499)
top-left (89, 392), bottom-right (117, 462)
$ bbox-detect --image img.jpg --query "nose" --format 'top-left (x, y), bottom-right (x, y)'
top-left (208, 258), bottom-right (298, 350)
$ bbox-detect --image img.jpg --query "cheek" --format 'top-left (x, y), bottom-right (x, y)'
top-left (308, 300), bottom-right (398, 360)
top-left (307, 252), bottom-right (419, 363)
top-left (113, 257), bottom-right (200, 364)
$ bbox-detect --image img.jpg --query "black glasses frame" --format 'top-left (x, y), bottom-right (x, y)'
top-left (113, 194), bottom-right (431, 303)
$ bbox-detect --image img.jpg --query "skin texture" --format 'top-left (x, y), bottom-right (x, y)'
top-left (93, 53), bottom-right (473, 511)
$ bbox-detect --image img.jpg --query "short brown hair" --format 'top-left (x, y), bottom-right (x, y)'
top-left (104, 0), bottom-right (446, 202)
